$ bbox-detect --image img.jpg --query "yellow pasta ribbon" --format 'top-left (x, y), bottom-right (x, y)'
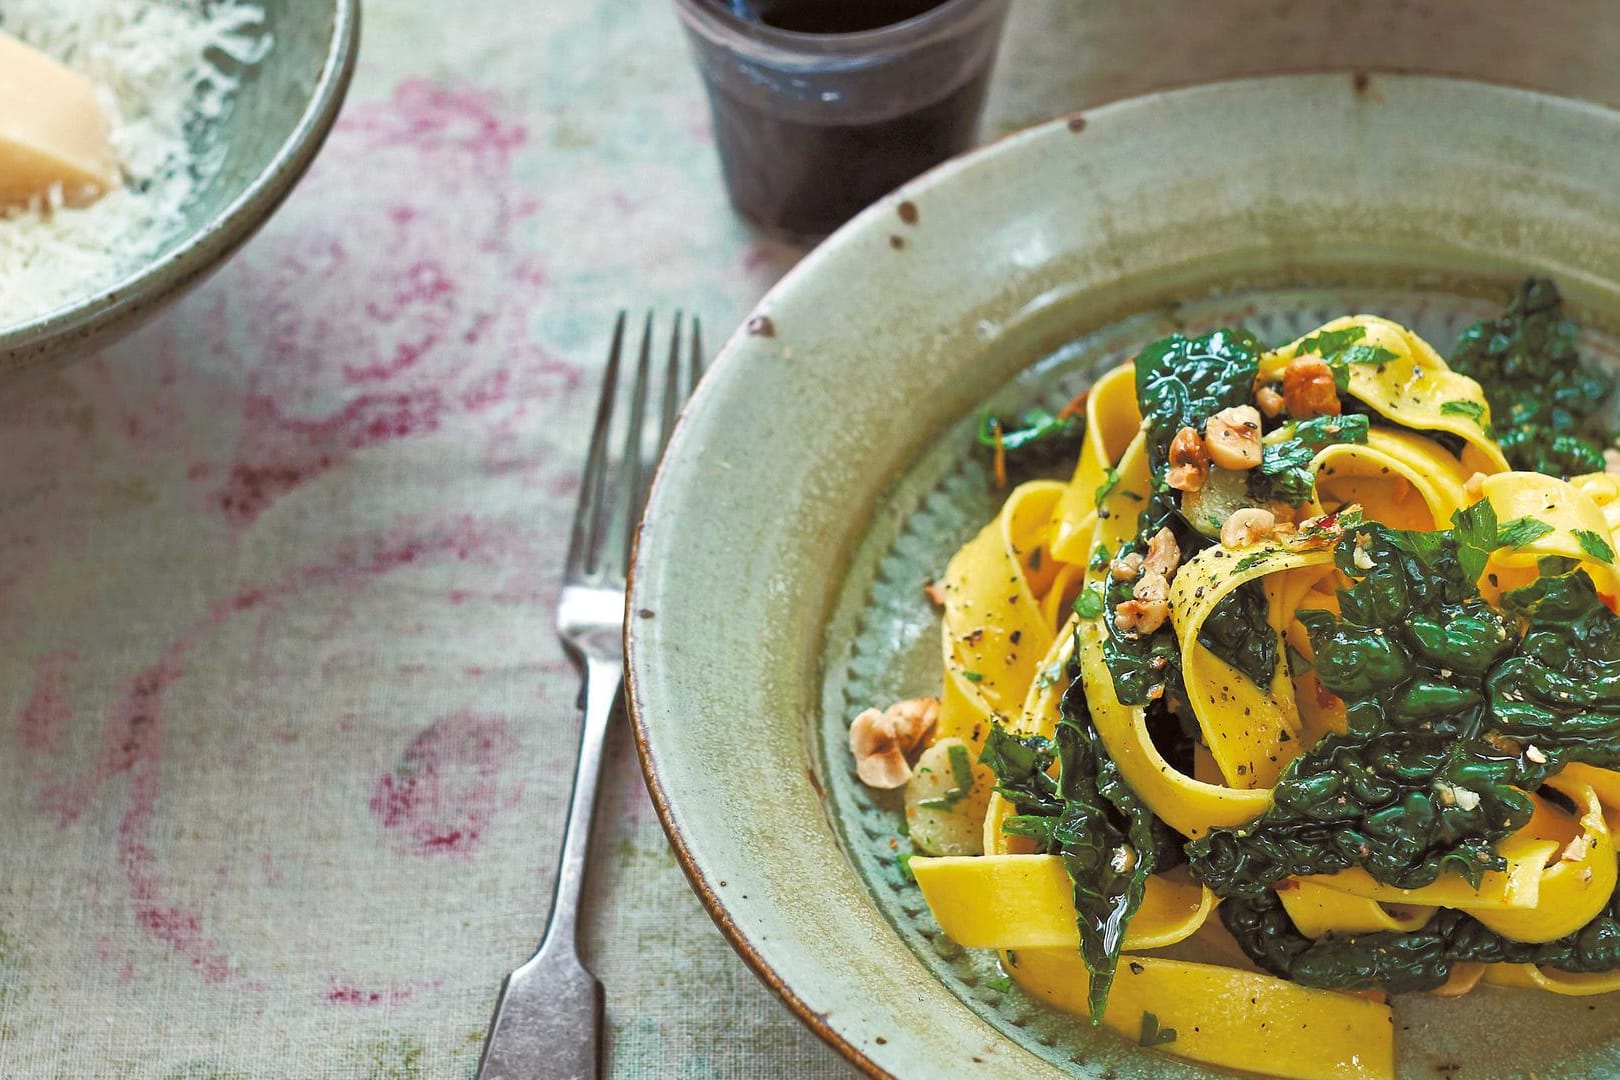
top-left (911, 855), bottom-right (1212, 950)
top-left (1300, 834), bottom-right (1555, 912)
top-left (1570, 472), bottom-right (1620, 536)
top-left (1076, 436), bottom-right (1271, 837)
top-left (1484, 964), bottom-right (1620, 996)
top-left (1050, 363), bottom-right (1141, 564)
top-left (1259, 315), bottom-right (1508, 475)
top-left (937, 481), bottom-right (1064, 747)
top-left (1279, 881), bottom-right (1434, 938)
top-left (1007, 947), bottom-right (1394, 1080)
top-left (1168, 542), bottom-right (1333, 790)
top-left (1472, 778), bottom-right (1616, 944)
top-left (1480, 471), bottom-right (1620, 602)
top-left (1312, 427), bottom-right (1475, 530)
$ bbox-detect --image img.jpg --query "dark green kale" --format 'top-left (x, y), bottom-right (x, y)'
top-left (1249, 413), bottom-right (1371, 507)
top-left (1221, 886), bottom-right (1620, 994)
top-left (1185, 502), bottom-right (1546, 896)
top-left (1186, 730), bottom-right (1542, 897)
top-left (978, 667), bottom-right (1181, 1021)
top-left (1135, 328), bottom-right (1264, 484)
top-left (1103, 329), bottom-right (1269, 706)
top-left (1300, 501), bottom-right (1507, 740)
top-left (1197, 581), bottom-right (1277, 689)
top-left (1486, 557), bottom-right (1620, 767)
top-left (1100, 543), bottom-right (1185, 706)
top-left (976, 407), bottom-right (1086, 478)
top-left (1450, 278), bottom-right (1614, 477)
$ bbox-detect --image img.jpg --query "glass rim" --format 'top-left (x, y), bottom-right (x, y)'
top-left (672, 0), bottom-right (1004, 56)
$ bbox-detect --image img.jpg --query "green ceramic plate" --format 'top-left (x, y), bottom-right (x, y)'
top-left (627, 74), bottom-right (1620, 1079)
top-left (0, 0), bottom-right (359, 380)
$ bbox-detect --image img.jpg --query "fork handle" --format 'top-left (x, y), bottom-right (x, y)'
top-left (540, 652), bottom-right (621, 943)
top-left (476, 653), bottom-right (621, 1080)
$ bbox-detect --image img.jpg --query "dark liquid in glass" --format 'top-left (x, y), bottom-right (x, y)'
top-left (751, 0), bottom-right (948, 33)
top-left (700, 0), bottom-right (994, 241)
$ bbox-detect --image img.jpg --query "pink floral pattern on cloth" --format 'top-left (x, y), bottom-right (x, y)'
top-left (0, 5), bottom-right (822, 1075)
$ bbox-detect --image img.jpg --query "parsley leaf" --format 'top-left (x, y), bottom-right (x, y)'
top-left (1575, 528), bottom-right (1616, 564)
top-left (960, 670), bottom-right (984, 683)
top-left (1073, 585), bottom-right (1105, 619)
top-left (1296, 326), bottom-right (1366, 358)
top-left (917, 743), bottom-right (977, 810)
top-left (1452, 498), bottom-right (1499, 587)
top-left (1342, 344), bottom-right (1400, 366)
top-left (984, 976), bottom-right (1013, 992)
top-left (976, 407), bottom-right (1076, 452)
top-left (1250, 413), bottom-right (1370, 506)
top-left (1497, 516), bottom-right (1554, 550)
top-left (1440, 400), bottom-right (1487, 424)
top-left (1094, 467), bottom-right (1121, 508)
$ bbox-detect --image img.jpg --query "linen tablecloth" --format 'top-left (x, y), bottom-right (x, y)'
top-left (4, 2), bottom-right (1619, 1076)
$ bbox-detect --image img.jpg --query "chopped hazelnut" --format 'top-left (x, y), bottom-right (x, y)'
top-left (1352, 545), bottom-right (1376, 572)
top-left (1563, 833), bottom-right (1591, 863)
top-left (1464, 472), bottom-right (1487, 501)
top-left (1220, 507), bottom-right (1276, 549)
top-left (1255, 384), bottom-right (1286, 418)
top-left (1132, 570), bottom-right (1170, 604)
top-left (849, 698), bottom-right (939, 789)
top-left (1606, 447), bottom-right (1620, 475)
top-left (923, 580), bottom-right (947, 606)
top-left (1525, 744), bottom-right (1547, 764)
top-left (1114, 598), bottom-right (1170, 635)
top-left (1109, 552), bottom-right (1143, 582)
top-left (1283, 356), bottom-right (1341, 418)
top-left (1167, 426), bottom-right (1210, 492)
top-left (1205, 405), bottom-right (1264, 470)
top-left (1142, 526), bottom-right (1181, 579)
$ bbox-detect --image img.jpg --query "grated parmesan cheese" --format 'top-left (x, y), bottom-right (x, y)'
top-left (0, 0), bottom-right (271, 329)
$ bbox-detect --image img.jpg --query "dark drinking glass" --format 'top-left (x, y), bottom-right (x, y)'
top-left (675, 0), bottom-right (1010, 243)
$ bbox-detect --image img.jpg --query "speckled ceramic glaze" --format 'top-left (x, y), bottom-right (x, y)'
top-left (0, 0), bottom-right (359, 380)
top-left (627, 75), bottom-right (1620, 1079)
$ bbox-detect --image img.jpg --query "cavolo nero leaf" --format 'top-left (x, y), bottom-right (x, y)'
top-left (1104, 329), bottom-right (1269, 708)
top-left (1451, 278), bottom-right (1614, 478)
top-left (1185, 504), bottom-right (1545, 897)
top-left (1196, 581), bottom-right (1277, 689)
top-left (975, 407), bottom-right (1087, 478)
top-left (977, 665), bottom-right (1179, 1022)
top-left (1222, 884), bottom-right (1620, 995)
top-left (1485, 558), bottom-right (1620, 766)
top-left (1135, 329), bottom-right (1263, 478)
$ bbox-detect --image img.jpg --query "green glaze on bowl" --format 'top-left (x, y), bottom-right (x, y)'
top-left (0, 0), bottom-right (360, 380)
top-left (628, 74), bottom-right (1620, 1079)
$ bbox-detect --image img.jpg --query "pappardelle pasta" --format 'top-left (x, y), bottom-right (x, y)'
top-left (849, 281), bottom-right (1620, 1079)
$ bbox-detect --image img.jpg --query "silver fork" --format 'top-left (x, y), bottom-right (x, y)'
top-left (476, 311), bottom-right (704, 1080)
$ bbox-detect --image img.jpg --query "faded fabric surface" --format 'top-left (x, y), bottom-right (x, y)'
top-left (1, 0), bottom-right (1612, 1076)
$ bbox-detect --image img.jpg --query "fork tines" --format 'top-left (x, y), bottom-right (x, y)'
top-left (567, 311), bottom-right (704, 585)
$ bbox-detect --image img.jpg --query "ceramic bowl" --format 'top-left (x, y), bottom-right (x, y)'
top-left (0, 0), bottom-right (360, 380)
top-left (628, 74), bottom-right (1620, 1079)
